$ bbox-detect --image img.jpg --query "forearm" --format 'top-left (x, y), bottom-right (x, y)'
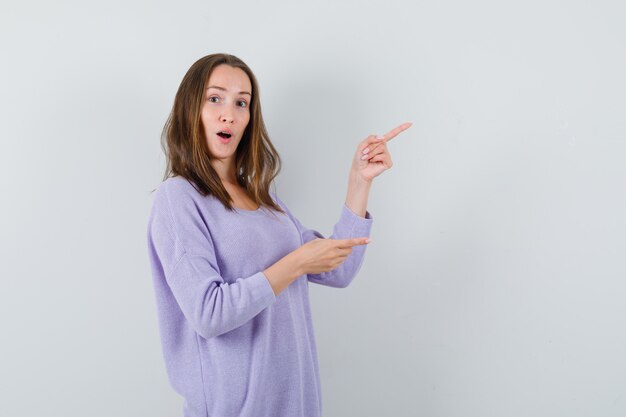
top-left (307, 199), bottom-right (374, 288)
top-left (263, 251), bottom-right (304, 296)
top-left (345, 172), bottom-right (372, 218)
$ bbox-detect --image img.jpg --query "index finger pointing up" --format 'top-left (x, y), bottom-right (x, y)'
top-left (381, 122), bottom-right (412, 143)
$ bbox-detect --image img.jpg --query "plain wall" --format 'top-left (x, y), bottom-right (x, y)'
top-left (1, 1), bottom-right (625, 416)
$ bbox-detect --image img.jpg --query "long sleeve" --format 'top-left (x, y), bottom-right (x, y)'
top-left (146, 184), bottom-right (276, 340)
top-left (272, 193), bottom-right (374, 288)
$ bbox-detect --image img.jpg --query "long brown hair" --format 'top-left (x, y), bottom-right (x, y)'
top-left (154, 53), bottom-right (284, 214)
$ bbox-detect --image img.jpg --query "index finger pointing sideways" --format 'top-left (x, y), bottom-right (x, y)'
top-left (336, 237), bottom-right (371, 248)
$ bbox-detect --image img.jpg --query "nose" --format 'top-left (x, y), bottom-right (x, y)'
top-left (220, 108), bottom-right (234, 123)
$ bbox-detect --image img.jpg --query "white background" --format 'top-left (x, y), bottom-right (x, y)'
top-left (1, 1), bottom-right (625, 416)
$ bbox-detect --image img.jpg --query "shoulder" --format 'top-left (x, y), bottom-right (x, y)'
top-left (158, 175), bottom-right (197, 194)
top-left (155, 176), bottom-right (199, 201)
top-left (269, 190), bottom-right (286, 210)
top-left (269, 190), bottom-right (296, 219)
top-left (151, 176), bottom-right (205, 218)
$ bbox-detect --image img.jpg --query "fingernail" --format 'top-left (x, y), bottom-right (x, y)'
top-left (362, 147), bottom-right (369, 154)
top-left (361, 154), bottom-right (368, 160)
top-left (375, 135), bottom-right (384, 140)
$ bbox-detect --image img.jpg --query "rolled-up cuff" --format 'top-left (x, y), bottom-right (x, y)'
top-left (340, 204), bottom-right (374, 238)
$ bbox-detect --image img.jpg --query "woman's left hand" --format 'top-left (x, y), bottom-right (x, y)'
top-left (350, 122), bottom-right (412, 183)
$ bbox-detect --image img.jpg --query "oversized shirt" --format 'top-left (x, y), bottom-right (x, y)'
top-left (146, 176), bottom-right (374, 417)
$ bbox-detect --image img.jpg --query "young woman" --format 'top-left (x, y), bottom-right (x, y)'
top-left (146, 53), bottom-right (411, 417)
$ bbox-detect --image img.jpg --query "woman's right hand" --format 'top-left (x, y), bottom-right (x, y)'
top-left (295, 237), bottom-right (371, 275)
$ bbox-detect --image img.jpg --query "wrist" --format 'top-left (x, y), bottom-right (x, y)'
top-left (349, 171), bottom-right (372, 187)
top-left (284, 249), bottom-right (305, 278)
top-left (264, 250), bottom-right (306, 296)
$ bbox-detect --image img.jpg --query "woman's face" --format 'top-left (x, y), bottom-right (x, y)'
top-left (201, 64), bottom-right (252, 162)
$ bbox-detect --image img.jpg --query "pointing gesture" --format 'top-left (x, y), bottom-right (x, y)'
top-left (351, 122), bottom-right (413, 183)
top-left (296, 237), bottom-right (371, 275)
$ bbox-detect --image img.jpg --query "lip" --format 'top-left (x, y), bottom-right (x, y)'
top-left (215, 127), bottom-right (234, 144)
top-left (217, 128), bottom-right (233, 136)
top-left (216, 132), bottom-right (232, 144)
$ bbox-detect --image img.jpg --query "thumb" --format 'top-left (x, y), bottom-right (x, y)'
top-left (360, 135), bottom-right (386, 153)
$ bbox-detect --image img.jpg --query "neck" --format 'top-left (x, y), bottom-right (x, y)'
top-left (211, 157), bottom-right (238, 185)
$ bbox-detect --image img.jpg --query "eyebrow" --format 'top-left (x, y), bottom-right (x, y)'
top-left (207, 85), bottom-right (251, 96)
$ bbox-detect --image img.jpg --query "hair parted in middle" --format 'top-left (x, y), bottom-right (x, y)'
top-left (159, 52), bottom-right (285, 214)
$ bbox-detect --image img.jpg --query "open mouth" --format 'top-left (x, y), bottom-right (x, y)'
top-left (217, 132), bottom-right (232, 139)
